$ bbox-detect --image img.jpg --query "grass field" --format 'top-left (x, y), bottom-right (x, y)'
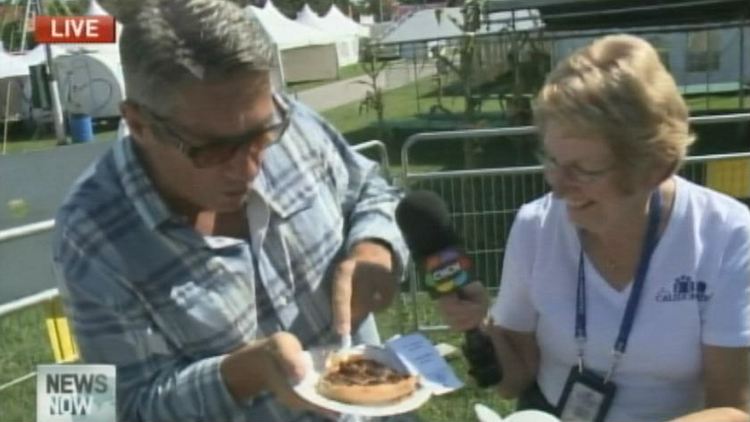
top-left (0, 306), bottom-right (54, 422)
top-left (0, 294), bottom-right (514, 422)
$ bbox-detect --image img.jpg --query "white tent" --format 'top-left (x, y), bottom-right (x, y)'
top-left (323, 5), bottom-right (370, 38)
top-left (246, 2), bottom-right (339, 83)
top-left (0, 45), bottom-right (58, 123)
top-left (0, 45), bottom-right (32, 122)
top-left (296, 4), bottom-right (360, 67)
top-left (22, 44), bottom-right (57, 67)
top-left (295, 5), bottom-right (328, 36)
top-left (253, 1), bottom-right (336, 50)
top-left (0, 47), bottom-right (32, 79)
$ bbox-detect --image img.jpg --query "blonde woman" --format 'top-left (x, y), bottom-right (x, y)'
top-left (438, 34), bottom-right (749, 422)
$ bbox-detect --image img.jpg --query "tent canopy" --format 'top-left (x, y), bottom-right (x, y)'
top-left (0, 43), bottom-right (65, 79)
top-left (323, 5), bottom-right (370, 37)
top-left (248, 1), bottom-right (336, 50)
top-left (0, 44), bottom-right (31, 78)
top-left (295, 4), bottom-right (360, 67)
top-left (296, 4), bottom-right (328, 31)
top-left (246, 2), bottom-right (338, 83)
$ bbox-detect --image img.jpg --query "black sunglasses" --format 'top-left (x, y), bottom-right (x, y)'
top-left (136, 94), bottom-right (290, 169)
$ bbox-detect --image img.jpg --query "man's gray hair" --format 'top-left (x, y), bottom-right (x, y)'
top-left (100, 0), bottom-right (273, 113)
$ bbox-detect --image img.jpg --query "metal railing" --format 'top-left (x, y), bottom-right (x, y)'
top-left (0, 220), bottom-right (59, 399)
top-left (354, 139), bottom-right (392, 182)
top-left (400, 113), bottom-right (750, 331)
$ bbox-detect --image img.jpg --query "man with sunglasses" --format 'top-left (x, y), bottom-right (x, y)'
top-left (52, 1), bottom-right (408, 421)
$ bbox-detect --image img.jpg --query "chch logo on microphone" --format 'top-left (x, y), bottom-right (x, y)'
top-left (424, 248), bottom-right (472, 295)
top-left (36, 364), bottom-right (116, 422)
top-left (34, 16), bottom-right (116, 44)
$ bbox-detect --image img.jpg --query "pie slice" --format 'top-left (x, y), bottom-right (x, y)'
top-left (316, 353), bottom-right (419, 405)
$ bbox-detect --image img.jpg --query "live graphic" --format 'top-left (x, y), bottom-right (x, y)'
top-left (36, 365), bottom-right (115, 422)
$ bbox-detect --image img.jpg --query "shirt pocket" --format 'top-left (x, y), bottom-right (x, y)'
top-left (278, 177), bottom-right (345, 294)
top-left (156, 264), bottom-right (257, 357)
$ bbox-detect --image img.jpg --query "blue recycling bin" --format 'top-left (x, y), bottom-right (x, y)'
top-left (69, 113), bottom-right (94, 143)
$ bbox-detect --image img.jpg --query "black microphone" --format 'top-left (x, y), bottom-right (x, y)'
top-left (396, 190), bottom-right (502, 388)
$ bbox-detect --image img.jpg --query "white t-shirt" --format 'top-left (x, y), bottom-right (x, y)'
top-left (490, 176), bottom-right (750, 422)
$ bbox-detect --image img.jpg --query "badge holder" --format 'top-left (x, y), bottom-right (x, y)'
top-left (556, 363), bottom-right (616, 422)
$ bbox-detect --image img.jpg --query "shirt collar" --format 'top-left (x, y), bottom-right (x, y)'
top-left (250, 99), bottom-right (325, 220)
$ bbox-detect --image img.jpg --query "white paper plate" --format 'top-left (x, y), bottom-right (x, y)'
top-left (293, 344), bottom-right (432, 417)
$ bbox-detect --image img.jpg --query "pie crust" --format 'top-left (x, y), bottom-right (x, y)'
top-left (316, 354), bottom-right (418, 405)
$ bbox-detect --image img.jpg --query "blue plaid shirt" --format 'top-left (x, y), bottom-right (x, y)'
top-left (52, 100), bottom-right (408, 422)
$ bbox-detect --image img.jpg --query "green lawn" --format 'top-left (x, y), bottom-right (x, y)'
top-left (321, 77), bottom-right (509, 139)
top-left (0, 295), bottom-right (514, 422)
top-left (685, 94), bottom-right (750, 111)
top-left (0, 306), bottom-right (55, 422)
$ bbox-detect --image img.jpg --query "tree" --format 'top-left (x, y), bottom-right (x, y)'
top-left (356, 41), bottom-right (389, 140)
top-left (429, 0), bottom-right (486, 168)
top-left (364, 0), bottom-right (394, 22)
top-left (0, 20), bottom-right (25, 51)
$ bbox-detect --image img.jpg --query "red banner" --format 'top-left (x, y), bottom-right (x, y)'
top-left (35, 16), bottom-right (116, 44)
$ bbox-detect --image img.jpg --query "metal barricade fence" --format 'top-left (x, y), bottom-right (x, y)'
top-left (353, 140), bottom-right (392, 182)
top-left (400, 113), bottom-right (750, 332)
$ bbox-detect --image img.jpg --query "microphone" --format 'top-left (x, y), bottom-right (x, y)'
top-left (396, 190), bottom-right (502, 388)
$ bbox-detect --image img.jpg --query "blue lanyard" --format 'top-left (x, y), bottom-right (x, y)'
top-left (576, 190), bottom-right (662, 379)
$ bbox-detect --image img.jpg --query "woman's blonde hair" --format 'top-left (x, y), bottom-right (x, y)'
top-left (534, 34), bottom-right (694, 192)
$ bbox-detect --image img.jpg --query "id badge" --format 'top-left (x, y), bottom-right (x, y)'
top-left (556, 366), bottom-right (616, 422)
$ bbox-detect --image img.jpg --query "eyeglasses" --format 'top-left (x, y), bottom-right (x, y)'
top-left (534, 149), bottom-right (615, 185)
top-left (136, 94), bottom-right (290, 169)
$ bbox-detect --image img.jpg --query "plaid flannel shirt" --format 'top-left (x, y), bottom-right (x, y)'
top-left (52, 99), bottom-right (408, 422)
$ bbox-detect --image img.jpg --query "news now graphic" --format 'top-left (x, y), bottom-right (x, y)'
top-left (36, 364), bottom-right (116, 422)
top-left (34, 16), bottom-right (116, 44)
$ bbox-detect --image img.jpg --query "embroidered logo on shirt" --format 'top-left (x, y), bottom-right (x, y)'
top-left (656, 275), bottom-right (712, 303)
